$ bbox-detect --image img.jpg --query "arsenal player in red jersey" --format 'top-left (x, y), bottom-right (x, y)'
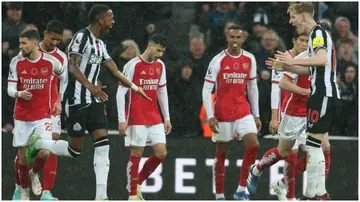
top-left (7, 29), bottom-right (67, 200)
top-left (117, 33), bottom-right (171, 200)
top-left (202, 25), bottom-right (261, 200)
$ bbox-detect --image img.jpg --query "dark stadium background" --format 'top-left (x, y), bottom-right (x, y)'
top-left (2, 2), bottom-right (358, 200)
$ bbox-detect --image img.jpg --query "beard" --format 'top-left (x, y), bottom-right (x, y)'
top-left (21, 50), bottom-right (31, 58)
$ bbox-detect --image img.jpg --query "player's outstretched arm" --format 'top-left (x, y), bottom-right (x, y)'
top-left (279, 74), bottom-right (310, 96)
top-left (275, 49), bottom-right (327, 67)
top-left (104, 60), bottom-right (151, 101)
top-left (266, 58), bottom-right (310, 75)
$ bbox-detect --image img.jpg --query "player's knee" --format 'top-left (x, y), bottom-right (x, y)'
top-left (155, 149), bottom-right (167, 159)
top-left (38, 150), bottom-right (51, 159)
top-left (278, 146), bottom-right (292, 158)
top-left (68, 146), bottom-right (82, 158)
top-left (321, 143), bottom-right (330, 152)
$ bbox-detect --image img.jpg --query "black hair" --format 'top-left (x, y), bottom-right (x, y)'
top-left (20, 29), bottom-right (40, 41)
top-left (148, 33), bottom-right (168, 47)
top-left (7, 2), bottom-right (23, 10)
top-left (46, 20), bottom-right (64, 35)
top-left (228, 25), bottom-right (244, 32)
top-left (88, 4), bottom-right (110, 24)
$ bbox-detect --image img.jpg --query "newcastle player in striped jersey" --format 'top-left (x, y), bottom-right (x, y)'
top-left (26, 4), bottom-right (150, 200)
top-left (265, 3), bottom-right (339, 200)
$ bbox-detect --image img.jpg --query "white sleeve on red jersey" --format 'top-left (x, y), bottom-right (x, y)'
top-left (247, 79), bottom-right (260, 117)
top-left (157, 86), bottom-right (170, 121)
top-left (271, 69), bottom-right (282, 83)
top-left (122, 59), bottom-right (137, 84)
top-left (247, 51), bottom-right (257, 80)
top-left (202, 81), bottom-right (215, 119)
top-left (271, 69), bottom-right (282, 109)
top-left (44, 54), bottom-right (67, 100)
top-left (158, 60), bottom-right (167, 87)
top-left (7, 56), bottom-right (21, 98)
top-left (204, 52), bottom-right (223, 84)
top-left (100, 41), bottom-right (112, 64)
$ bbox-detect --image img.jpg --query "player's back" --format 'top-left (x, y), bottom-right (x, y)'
top-left (125, 56), bottom-right (166, 125)
top-left (11, 53), bottom-right (61, 121)
top-left (205, 50), bottom-right (257, 122)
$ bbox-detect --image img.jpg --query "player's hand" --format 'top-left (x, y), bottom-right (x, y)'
top-left (136, 87), bottom-right (152, 101)
top-left (266, 57), bottom-right (287, 71)
top-left (254, 117), bottom-right (262, 132)
top-left (209, 118), bottom-right (219, 134)
top-left (118, 122), bottom-right (128, 136)
top-left (269, 119), bottom-right (278, 135)
top-left (275, 51), bottom-right (294, 66)
top-left (90, 85), bottom-right (108, 102)
top-left (52, 100), bottom-right (62, 116)
top-left (303, 88), bottom-right (311, 96)
top-left (164, 120), bottom-right (172, 135)
top-left (18, 90), bottom-right (33, 100)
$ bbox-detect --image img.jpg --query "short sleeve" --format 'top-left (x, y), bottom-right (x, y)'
top-left (68, 32), bottom-right (88, 57)
top-left (52, 58), bottom-right (64, 75)
top-left (8, 57), bottom-right (19, 83)
top-left (101, 41), bottom-right (112, 64)
top-left (248, 54), bottom-right (257, 80)
top-left (205, 55), bottom-right (221, 84)
top-left (283, 71), bottom-right (298, 81)
top-left (158, 61), bottom-right (167, 87)
top-left (311, 27), bottom-right (328, 53)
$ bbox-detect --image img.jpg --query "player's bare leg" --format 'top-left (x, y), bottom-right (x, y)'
top-left (234, 133), bottom-right (259, 200)
top-left (247, 138), bottom-right (295, 195)
top-left (41, 132), bottom-right (60, 200)
top-left (214, 142), bottom-right (230, 200)
top-left (128, 147), bottom-right (145, 200)
top-left (18, 146), bottom-right (31, 200)
top-left (90, 129), bottom-right (110, 200)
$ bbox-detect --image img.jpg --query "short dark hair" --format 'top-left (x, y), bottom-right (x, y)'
top-left (228, 25), bottom-right (244, 32)
top-left (292, 31), bottom-right (307, 40)
top-left (20, 29), bottom-right (40, 41)
top-left (148, 33), bottom-right (167, 47)
top-left (46, 20), bottom-right (64, 35)
top-left (7, 2), bottom-right (23, 10)
top-left (88, 4), bottom-right (110, 24)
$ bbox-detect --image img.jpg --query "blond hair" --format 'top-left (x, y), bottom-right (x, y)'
top-left (121, 39), bottom-right (141, 56)
top-left (287, 3), bottom-right (314, 16)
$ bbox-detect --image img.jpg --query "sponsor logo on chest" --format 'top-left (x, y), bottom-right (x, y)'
top-left (223, 72), bottom-right (247, 84)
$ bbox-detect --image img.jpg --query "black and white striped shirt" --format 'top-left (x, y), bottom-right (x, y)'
top-left (67, 27), bottom-right (112, 105)
top-left (308, 25), bottom-right (340, 98)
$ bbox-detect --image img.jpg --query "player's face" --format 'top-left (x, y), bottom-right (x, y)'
top-left (289, 12), bottom-right (306, 35)
top-left (227, 29), bottom-right (244, 51)
top-left (44, 31), bottom-right (63, 50)
top-left (294, 35), bottom-right (308, 53)
top-left (150, 44), bottom-right (166, 61)
top-left (19, 37), bottom-right (37, 57)
top-left (100, 9), bottom-right (115, 33)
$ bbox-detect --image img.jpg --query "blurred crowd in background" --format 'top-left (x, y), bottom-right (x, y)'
top-left (2, 2), bottom-right (358, 137)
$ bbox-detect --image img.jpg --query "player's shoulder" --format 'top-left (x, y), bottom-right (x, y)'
top-left (10, 54), bottom-right (25, 65)
top-left (124, 57), bottom-right (142, 69)
top-left (155, 59), bottom-right (166, 68)
top-left (242, 49), bottom-right (256, 60)
top-left (73, 28), bottom-right (89, 36)
top-left (43, 53), bottom-right (61, 64)
top-left (295, 50), bottom-right (309, 59)
top-left (210, 50), bottom-right (227, 63)
top-left (55, 48), bottom-right (67, 60)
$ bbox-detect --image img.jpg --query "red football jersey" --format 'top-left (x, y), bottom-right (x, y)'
top-left (123, 56), bottom-right (166, 125)
top-left (39, 43), bottom-right (68, 113)
top-left (8, 53), bottom-right (64, 121)
top-left (280, 51), bottom-right (310, 117)
top-left (204, 49), bottom-right (257, 122)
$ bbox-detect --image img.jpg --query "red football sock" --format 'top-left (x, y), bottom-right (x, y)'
top-left (32, 155), bottom-right (47, 174)
top-left (43, 153), bottom-right (58, 191)
top-left (323, 151), bottom-right (330, 178)
top-left (214, 152), bottom-right (226, 194)
top-left (281, 153), bottom-right (307, 184)
top-left (239, 145), bottom-right (259, 187)
top-left (138, 155), bottom-right (164, 185)
top-left (256, 148), bottom-right (282, 172)
top-left (284, 152), bottom-right (297, 199)
top-left (18, 163), bottom-right (29, 189)
top-left (128, 155), bottom-right (141, 196)
top-left (15, 153), bottom-right (20, 186)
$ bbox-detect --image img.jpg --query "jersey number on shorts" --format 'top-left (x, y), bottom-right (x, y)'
top-left (45, 122), bottom-right (52, 132)
top-left (308, 109), bottom-right (319, 123)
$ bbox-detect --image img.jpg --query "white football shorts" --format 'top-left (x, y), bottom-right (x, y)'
top-left (125, 123), bottom-right (166, 147)
top-left (212, 114), bottom-right (258, 143)
top-left (51, 115), bottom-right (61, 135)
top-left (13, 118), bottom-right (52, 147)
